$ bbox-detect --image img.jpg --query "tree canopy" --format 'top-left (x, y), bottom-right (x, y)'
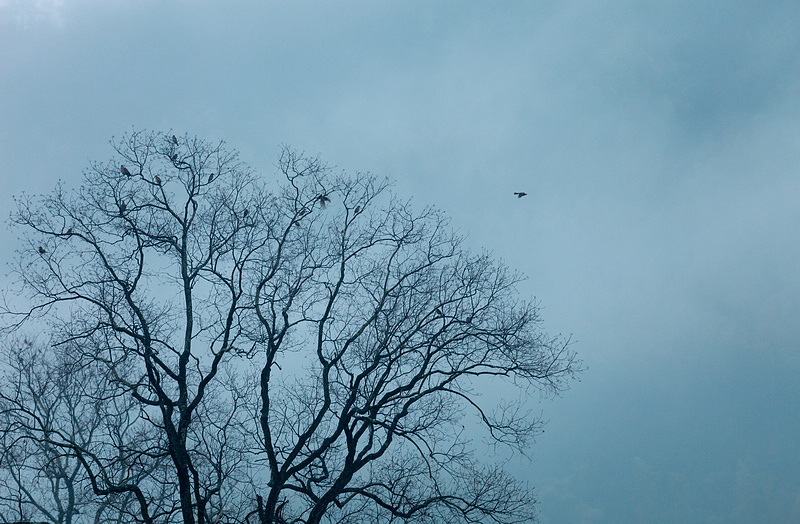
top-left (0, 131), bottom-right (580, 524)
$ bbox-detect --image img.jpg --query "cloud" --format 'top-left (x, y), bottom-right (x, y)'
top-left (1, 2), bottom-right (800, 522)
top-left (0, 0), bottom-right (67, 29)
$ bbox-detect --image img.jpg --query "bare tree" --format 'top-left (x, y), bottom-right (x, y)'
top-left (2, 130), bottom-right (580, 524)
top-left (245, 151), bottom-right (578, 524)
top-left (0, 337), bottom-right (163, 524)
top-left (4, 131), bottom-right (266, 524)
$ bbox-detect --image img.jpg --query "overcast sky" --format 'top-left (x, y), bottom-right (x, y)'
top-left (2, 1), bottom-right (800, 522)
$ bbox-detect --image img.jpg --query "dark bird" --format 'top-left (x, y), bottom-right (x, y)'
top-left (207, 173), bottom-right (214, 183)
top-left (171, 135), bottom-right (178, 145)
top-left (514, 192), bottom-right (527, 198)
top-left (120, 165), bottom-right (132, 177)
top-left (294, 220), bottom-right (301, 227)
top-left (243, 209), bottom-right (249, 217)
top-left (170, 153), bottom-right (178, 162)
top-left (38, 246), bottom-right (46, 254)
top-left (155, 175), bottom-right (162, 185)
top-left (66, 227), bottom-right (73, 235)
top-left (354, 205), bottom-right (361, 214)
top-left (318, 194), bottom-right (331, 208)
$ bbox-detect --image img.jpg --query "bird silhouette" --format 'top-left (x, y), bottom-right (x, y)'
top-left (354, 205), bottom-right (361, 214)
top-left (118, 202), bottom-right (127, 214)
top-left (38, 246), bottom-right (46, 254)
top-left (172, 135), bottom-right (178, 145)
top-left (170, 154), bottom-right (178, 162)
top-left (66, 227), bottom-right (73, 235)
top-left (207, 173), bottom-right (214, 183)
top-left (318, 194), bottom-right (331, 208)
top-left (294, 220), bottom-right (301, 227)
top-left (120, 165), bottom-right (132, 177)
top-left (243, 209), bottom-right (249, 217)
top-left (155, 176), bottom-right (162, 185)
top-left (514, 192), bottom-right (527, 198)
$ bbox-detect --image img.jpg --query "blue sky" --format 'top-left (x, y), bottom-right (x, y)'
top-left (2, 1), bottom-right (800, 522)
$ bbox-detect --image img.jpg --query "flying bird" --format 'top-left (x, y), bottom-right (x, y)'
top-left (155, 175), bottom-right (162, 185)
top-left (171, 135), bottom-right (178, 145)
top-left (318, 194), bottom-right (331, 208)
top-left (120, 165), bottom-right (132, 177)
top-left (514, 192), bottom-right (527, 198)
top-left (38, 246), bottom-right (46, 254)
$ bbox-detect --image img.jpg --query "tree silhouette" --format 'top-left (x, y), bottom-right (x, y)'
top-left (0, 338), bottom-right (166, 524)
top-left (2, 130), bottom-right (579, 524)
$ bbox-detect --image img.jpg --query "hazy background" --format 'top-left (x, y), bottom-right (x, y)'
top-left (2, 1), bottom-right (799, 522)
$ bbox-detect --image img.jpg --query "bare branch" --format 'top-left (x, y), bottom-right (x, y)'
top-left (1, 132), bottom-right (580, 524)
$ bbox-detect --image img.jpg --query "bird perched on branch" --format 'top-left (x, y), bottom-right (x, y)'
top-left (155, 175), bottom-right (162, 185)
top-left (207, 173), bottom-right (214, 183)
top-left (118, 202), bottom-right (127, 214)
top-left (318, 194), bottom-right (331, 208)
top-left (38, 246), bottom-right (46, 254)
top-left (170, 153), bottom-right (178, 162)
top-left (121, 165), bottom-right (132, 177)
top-left (514, 192), bottom-right (527, 198)
top-left (172, 135), bottom-right (178, 145)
